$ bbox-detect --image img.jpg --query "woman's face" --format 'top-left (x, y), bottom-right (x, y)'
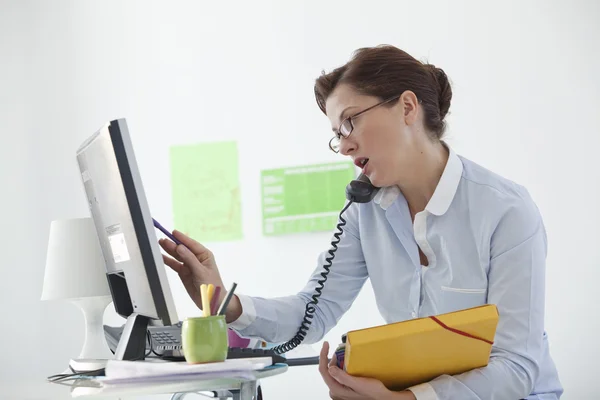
top-left (325, 84), bottom-right (425, 188)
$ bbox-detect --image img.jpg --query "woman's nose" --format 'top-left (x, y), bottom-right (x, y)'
top-left (339, 138), bottom-right (356, 156)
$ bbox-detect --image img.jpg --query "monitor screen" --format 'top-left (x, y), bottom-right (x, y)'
top-left (76, 118), bottom-right (178, 360)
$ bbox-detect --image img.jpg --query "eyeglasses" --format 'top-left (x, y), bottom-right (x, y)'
top-left (329, 95), bottom-right (400, 153)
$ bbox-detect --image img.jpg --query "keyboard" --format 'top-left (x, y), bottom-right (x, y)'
top-left (147, 324), bottom-right (289, 362)
top-left (160, 346), bottom-right (288, 365)
top-left (103, 323), bottom-right (294, 365)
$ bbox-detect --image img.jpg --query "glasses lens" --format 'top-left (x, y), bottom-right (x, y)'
top-left (340, 119), bottom-right (353, 137)
top-left (329, 136), bottom-right (340, 153)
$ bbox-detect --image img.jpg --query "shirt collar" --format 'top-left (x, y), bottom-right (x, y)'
top-left (373, 144), bottom-right (463, 215)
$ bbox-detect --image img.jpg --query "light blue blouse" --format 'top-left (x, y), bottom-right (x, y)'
top-left (230, 146), bottom-right (563, 399)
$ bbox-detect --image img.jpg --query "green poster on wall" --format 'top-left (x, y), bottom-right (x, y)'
top-left (170, 141), bottom-right (242, 242)
top-left (261, 162), bottom-right (357, 235)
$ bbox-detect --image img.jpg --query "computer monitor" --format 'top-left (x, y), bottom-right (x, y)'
top-left (76, 118), bottom-right (179, 361)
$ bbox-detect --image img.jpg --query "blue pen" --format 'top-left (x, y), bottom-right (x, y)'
top-left (152, 218), bottom-right (183, 246)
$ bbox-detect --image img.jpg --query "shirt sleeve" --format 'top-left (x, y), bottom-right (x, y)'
top-left (228, 203), bottom-right (369, 344)
top-left (418, 194), bottom-right (549, 399)
top-left (408, 382), bottom-right (439, 400)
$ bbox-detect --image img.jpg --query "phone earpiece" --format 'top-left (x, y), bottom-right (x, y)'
top-left (346, 173), bottom-right (380, 203)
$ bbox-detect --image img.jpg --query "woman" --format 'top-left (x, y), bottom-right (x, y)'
top-left (160, 45), bottom-right (563, 399)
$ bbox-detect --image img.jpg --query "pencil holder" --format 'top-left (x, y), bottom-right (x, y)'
top-left (182, 315), bottom-right (228, 364)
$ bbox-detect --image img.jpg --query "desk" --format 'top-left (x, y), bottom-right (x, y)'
top-left (51, 364), bottom-right (288, 400)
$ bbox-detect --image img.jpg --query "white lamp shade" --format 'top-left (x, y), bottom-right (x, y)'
top-left (41, 217), bottom-right (111, 301)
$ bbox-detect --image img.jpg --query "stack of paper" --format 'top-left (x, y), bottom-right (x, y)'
top-left (102, 357), bottom-right (272, 384)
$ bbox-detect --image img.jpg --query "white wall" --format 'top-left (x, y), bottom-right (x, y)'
top-left (1, 0), bottom-right (598, 398)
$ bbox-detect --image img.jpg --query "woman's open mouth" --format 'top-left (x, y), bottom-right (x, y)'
top-left (354, 157), bottom-right (369, 168)
top-left (354, 157), bottom-right (370, 172)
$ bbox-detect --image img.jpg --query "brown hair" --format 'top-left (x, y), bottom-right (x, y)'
top-left (314, 45), bottom-right (452, 139)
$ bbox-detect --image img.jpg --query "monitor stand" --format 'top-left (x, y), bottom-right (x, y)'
top-left (114, 312), bottom-right (151, 361)
top-left (68, 313), bottom-right (150, 373)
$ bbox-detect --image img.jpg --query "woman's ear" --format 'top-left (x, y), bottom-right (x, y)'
top-left (400, 90), bottom-right (419, 125)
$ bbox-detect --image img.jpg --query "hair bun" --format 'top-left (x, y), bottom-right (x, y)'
top-left (425, 64), bottom-right (452, 120)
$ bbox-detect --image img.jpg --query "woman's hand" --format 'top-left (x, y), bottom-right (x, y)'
top-left (159, 230), bottom-right (241, 322)
top-left (319, 342), bottom-right (416, 400)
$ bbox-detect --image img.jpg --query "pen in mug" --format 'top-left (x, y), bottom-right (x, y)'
top-left (217, 282), bottom-right (238, 316)
top-left (206, 283), bottom-right (215, 310)
top-left (210, 286), bottom-right (222, 316)
top-left (200, 284), bottom-right (211, 317)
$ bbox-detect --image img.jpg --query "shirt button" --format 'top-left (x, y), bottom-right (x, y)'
top-left (412, 312), bottom-right (417, 318)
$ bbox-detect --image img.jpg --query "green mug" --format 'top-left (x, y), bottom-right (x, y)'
top-left (182, 315), bottom-right (228, 364)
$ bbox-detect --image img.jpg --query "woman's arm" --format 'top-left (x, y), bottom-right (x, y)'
top-left (228, 203), bottom-right (368, 344)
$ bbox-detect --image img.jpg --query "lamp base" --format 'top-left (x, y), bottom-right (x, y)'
top-left (69, 358), bottom-right (108, 373)
top-left (70, 296), bottom-right (114, 370)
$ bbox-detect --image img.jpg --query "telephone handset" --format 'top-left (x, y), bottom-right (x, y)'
top-left (273, 173), bottom-right (379, 354)
top-left (345, 173), bottom-right (380, 203)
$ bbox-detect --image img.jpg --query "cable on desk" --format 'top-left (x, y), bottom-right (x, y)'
top-left (47, 329), bottom-right (154, 383)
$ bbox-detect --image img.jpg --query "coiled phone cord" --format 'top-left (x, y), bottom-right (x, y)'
top-left (272, 200), bottom-right (354, 354)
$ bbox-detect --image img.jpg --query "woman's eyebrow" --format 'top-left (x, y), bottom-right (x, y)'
top-left (339, 106), bottom-right (358, 121)
top-left (331, 106), bottom-right (358, 132)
